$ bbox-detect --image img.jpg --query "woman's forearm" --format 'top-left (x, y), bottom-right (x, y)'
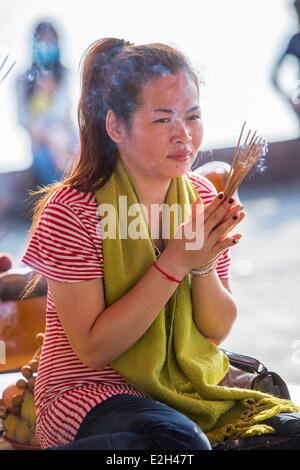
top-left (87, 247), bottom-right (188, 369)
top-left (191, 271), bottom-right (238, 344)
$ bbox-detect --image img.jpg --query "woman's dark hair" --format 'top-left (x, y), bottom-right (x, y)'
top-left (24, 21), bottom-right (64, 99)
top-left (22, 37), bottom-right (200, 297)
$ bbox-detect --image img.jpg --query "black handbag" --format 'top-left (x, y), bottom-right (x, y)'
top-left (213, 349), bottom-right (294, 450)
top-left (220, 349), bottom-right (290, 400)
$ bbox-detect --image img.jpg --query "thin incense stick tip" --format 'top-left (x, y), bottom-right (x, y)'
top-left (224, 123), bottom-right (267, 197)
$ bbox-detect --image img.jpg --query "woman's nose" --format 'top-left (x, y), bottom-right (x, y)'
top-left (172, 122), bottom-right (192, 144)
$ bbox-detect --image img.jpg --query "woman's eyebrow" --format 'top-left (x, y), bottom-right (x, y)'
top-left (188, 105), bottom-right (201, 112)
top-left (153, 105), bottom-right (200, 114)
top-left (153, 108), bottom-right (175, 114)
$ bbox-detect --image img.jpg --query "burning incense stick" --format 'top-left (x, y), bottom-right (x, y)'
top-left (223, 122), bottom-right (269, 199)
top-left (0, 54), bottom-right (16, 85)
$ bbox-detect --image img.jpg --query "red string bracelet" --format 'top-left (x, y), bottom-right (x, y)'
top-left (153, 261), bottom-right (181, 284)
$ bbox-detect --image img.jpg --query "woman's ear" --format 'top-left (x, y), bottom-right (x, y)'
top-left (106, 109), bottom-right (126, 144)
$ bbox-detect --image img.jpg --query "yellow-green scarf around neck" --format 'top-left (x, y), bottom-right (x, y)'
top-left (95, 158), bottom-right (299, 444)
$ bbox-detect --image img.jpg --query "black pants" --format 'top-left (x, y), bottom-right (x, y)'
top-left (263, 412), bottom-right (300, 437)
top-left (50, 394), bottom-right (300, 450)
top-left (51, 394), bottom-right (211, 450)
top-left (213, 412), bottom-right (300, 450)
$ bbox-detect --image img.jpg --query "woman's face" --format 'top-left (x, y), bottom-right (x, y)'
top-left (35, 30), bottom-right (59, 67)
top-left (116, 71), bottom-right (203, 180)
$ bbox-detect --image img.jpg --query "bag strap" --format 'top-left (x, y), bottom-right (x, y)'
top-left (221, 349), bottom-right (291, 400)
top-left (221, 348), bottom-right (268, 375)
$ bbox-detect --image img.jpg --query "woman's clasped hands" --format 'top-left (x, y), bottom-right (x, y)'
top-left (171, 193), bottom-right (246, 272)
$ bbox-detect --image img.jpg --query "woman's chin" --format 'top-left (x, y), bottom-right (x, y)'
top-left (167, 161), bottom-right (192, 176)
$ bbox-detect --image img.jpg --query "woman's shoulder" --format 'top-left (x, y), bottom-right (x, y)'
top-left (23, 185), bottom-right (103, 282)
top-left (186, 170), bottom-right (217, 201)
top-left (48, 185), bottom-right (98, 210)
top-left (45, 185), bottom-right (100, 228)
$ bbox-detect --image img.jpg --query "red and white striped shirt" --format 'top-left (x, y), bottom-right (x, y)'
top-left (22, 172), bottom-right (231, 448)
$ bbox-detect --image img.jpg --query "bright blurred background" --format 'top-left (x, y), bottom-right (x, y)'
top-left (0, 0), bottom-right (300, 387)
top-left (0, 0), bottom-right (300, 172)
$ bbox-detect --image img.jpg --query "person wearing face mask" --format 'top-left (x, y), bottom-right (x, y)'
top-left (16, 21), bottom-right (77, 187)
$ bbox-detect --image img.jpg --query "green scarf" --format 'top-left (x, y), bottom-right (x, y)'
top-left (95, 158), bottom-right (299, 444)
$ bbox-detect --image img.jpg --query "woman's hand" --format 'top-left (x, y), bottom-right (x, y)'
top-left (170, 193), bottom-right (246, 272)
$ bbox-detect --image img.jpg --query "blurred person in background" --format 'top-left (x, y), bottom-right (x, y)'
top-left (16, 21), bottom-right (77, 187)
top-left (272, 0), bottom-right (300, 131)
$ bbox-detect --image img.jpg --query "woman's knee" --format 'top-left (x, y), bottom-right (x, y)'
top-left (140, 409), bottom-right (211, 450)
top-left (148, 422), bottom-right (211, 450)
top-left (262, 412), bottom-right (300, 438)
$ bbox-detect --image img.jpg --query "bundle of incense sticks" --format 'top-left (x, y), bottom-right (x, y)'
top-left (223, 122), bottom-right (269, 199)
top-left (0, 54), bottom-right (16, 85)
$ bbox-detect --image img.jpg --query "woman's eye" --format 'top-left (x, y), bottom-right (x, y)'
top-left (154, 118), bottom-right (172, 123)
top-left (188, 114), bottom-right (201, 121)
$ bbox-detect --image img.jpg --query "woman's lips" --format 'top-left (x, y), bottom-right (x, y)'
top-left (167, 152), bottom-right (192, 162)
